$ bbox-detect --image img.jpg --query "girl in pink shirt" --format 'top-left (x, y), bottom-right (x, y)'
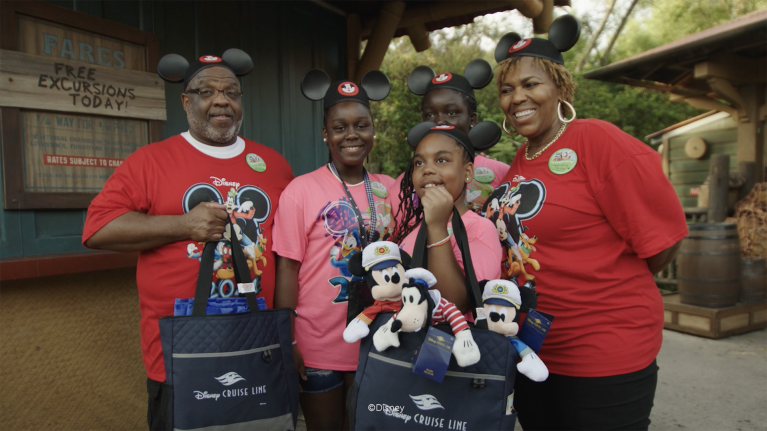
top-left (391, 122), bottom-right (503, 314)
top-left (273, 70), bottom-right (394, 430)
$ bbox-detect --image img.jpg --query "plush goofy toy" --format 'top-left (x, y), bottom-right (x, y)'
top-left (482, 279), bottom-right (548, 382)
top-left (343, 241), bottom-right (411, 343)
top-left (373, 268), bottom-right (481, 367)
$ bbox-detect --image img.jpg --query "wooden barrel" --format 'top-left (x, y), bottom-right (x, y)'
top-left (739, 258), bottom-right (767, 303)
top-left (677, 223), bottom-right (741, 308)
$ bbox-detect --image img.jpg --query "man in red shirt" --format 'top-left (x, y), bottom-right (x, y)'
top-left (82, 52), bottom-right (293, 431)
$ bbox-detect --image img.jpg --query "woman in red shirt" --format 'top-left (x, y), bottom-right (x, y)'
top-left (478, 16), bottom-right (688, 430)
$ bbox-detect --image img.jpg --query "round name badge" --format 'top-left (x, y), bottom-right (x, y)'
top-left (246, 153), bottom-right (266, 172)
top-left (548, 148), bottom-right (577, 175)
top-left (370, 181), bottom-right (388, 199)
top-left (473, 166), bottom-right (495, 184)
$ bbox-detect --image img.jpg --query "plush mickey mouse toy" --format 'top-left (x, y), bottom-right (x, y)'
top-left (374, 268), bottom-right (481, 367)
top-left (481, 279), bottom-right (548, 382)
top-left (343, 241), bottom-right (412, 343)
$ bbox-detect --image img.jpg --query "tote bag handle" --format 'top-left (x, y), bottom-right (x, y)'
top-left (192, 219), bottom-right (260, 316)
top-left (411, 207), bottom-right (486, 328)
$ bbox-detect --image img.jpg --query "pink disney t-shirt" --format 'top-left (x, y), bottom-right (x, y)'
top-left (273, 166), bottom-right (395, 371)
top-left (400, 210), bottom-right (502, 282)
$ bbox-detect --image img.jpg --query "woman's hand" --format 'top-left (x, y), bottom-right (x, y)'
top-left (292, 344), bottom-right (307, 385)
top-left (420, 186), bottom-right (454, 228)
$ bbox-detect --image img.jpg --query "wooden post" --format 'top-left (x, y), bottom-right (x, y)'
top-left (738, 161), bottom-right (757, 200)
top-left (532, 0), bottom-right (554, 34)
top-left (354, 1), bottom-right (405, 81)
top-left (708, 154), bottom-right (730, 223)
top-left (346, 13), bottom-right (361, 80)
top-left (406, 23), bottom-right (430, 52)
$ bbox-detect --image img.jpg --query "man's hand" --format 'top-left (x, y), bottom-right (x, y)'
top-left (183, 202), bottom-right (228, 242)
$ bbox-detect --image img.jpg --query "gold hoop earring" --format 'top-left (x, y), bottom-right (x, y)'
top-left (502, 117), bottom-right (515, 135)
top-left (558, 100), bottom-right (576, 123)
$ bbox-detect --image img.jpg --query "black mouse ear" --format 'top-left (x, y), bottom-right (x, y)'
top-left (407, 65), bottom-right (435, 95)
top-left (548, 15), bottom-right (581, 52)
top-left (407, 121), bottom-right (437, 148)
top-left (222, 48), bottom-right (253, 76)
top-left (348, 252), bottom-right (365, 277)
top-left (463, 59), bottom-right (493, 89)
top-left (400, 250), bottom-right (412, 270)
top-left (479, 280), bottom-right (489, 291)
top-left (469, 121), bottom-right (502, 151)
top-left (494, 32), bottom-right (522, 64)
top-left (361, 70), bottom-right (391, 101)
top-left (519, 282), bottom-right (538, 312)
top-left (157, 54), bottom-right (189, 83)
top-left (301, 69), bottom-right (331, 101)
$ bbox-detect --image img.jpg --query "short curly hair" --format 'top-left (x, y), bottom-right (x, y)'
top-left (495, 56), bottom-right (576, 105)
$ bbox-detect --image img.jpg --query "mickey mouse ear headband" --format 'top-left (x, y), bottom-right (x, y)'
top-left (301, 69), bottom-right (391, 110)
top-left (157, 48), bottom-right (254, 88)
top-left (494, 15), bottom-right (581, 65)
top-left (407, 59), bottom-right (493, 98)
top-left (406, 121), bottom-right (502, 160)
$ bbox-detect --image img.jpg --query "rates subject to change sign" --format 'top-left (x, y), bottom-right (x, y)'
top-left (22, 111), bottom-right (147, 193)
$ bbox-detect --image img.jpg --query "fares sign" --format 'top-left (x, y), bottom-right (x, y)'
top-left (1, 15), bottom-right (164, 201)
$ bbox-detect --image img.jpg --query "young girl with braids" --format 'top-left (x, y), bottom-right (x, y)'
top-left (390, 122), bottom-right (502, 312)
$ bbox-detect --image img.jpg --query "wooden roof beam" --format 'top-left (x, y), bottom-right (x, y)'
top-left (360, 1), bottom-right (555, 39)
top-left (355, 1), bottom-right (406, 81)
top-left (669, 93), bottom-right (738, 118)
top-left (694, 53), bottom-right (767, 84)
top-left (706, 76), bottom-right (749, 121)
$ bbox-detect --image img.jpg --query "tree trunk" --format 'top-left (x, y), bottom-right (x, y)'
top-left (574, 0), bottom-right (617, 72)
top-left (599, 0), bottom-right (640, 66)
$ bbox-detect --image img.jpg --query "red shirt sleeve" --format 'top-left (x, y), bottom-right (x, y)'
top-left (82, 149), bottom-right (151, 248)
top-left (590, 138), bottom-right (688, 259)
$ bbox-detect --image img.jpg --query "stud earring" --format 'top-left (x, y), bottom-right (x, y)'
top-left (323, 138), bottom-right (327, 142)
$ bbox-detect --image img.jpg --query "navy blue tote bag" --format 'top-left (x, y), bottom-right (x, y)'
top-left (349, 209), bottom-right (520, 430)
top-left (159, 220), bottom-right (299, 430)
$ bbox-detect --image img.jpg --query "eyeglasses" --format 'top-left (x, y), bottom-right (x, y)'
top-left (186, 88), bottom-right (244, 101)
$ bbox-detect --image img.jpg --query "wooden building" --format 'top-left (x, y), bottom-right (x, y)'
top-left (646, 111), bottom-right (739, 208)
top-left (584, 9), bottom-right (766, 204)
top-left (0, 1), bottom-right (567, 429)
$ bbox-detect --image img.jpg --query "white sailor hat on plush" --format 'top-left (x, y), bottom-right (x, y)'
top-left (482, 279), bottom-right (521, 309)
top-left (362, 241), bottom-right (402, 271)
top-left (405, 268), bottom-right (437, 288)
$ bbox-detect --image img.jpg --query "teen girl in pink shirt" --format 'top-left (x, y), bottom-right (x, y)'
top-left (273, 70), bottom-right (393, 430)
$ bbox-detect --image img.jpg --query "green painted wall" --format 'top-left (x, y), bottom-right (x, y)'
top-left (667, 115), bottom-right (739, 208)
top-left (0, 0), bottom-right (346, 258)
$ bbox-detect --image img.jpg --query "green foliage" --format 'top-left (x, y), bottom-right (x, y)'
top-left (573, 75), bottom-right (702, 142)
top-left (371, 22), bottom-right (524, 178)
top-left (369, 1), bottom-right (765, 177)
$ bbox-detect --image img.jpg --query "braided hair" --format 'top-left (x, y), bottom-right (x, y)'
top-left (391, 161), bottom-right (422, 245)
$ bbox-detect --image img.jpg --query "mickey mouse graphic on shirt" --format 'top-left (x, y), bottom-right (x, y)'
top-left (183, 182), bottom-right (271, 297)
top-left (318, 197), bottom-right (392, 304)
top-left (481, 179), bottom-right (546, 282)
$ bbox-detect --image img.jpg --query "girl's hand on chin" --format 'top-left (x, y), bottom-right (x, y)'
top-left (421, 186), bottom-right (454, 227)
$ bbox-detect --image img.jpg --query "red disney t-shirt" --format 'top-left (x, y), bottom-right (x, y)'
top-left (82, 134), bottom-right (294, 382)
top-left (480, 119), bottom-right (687, 377)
